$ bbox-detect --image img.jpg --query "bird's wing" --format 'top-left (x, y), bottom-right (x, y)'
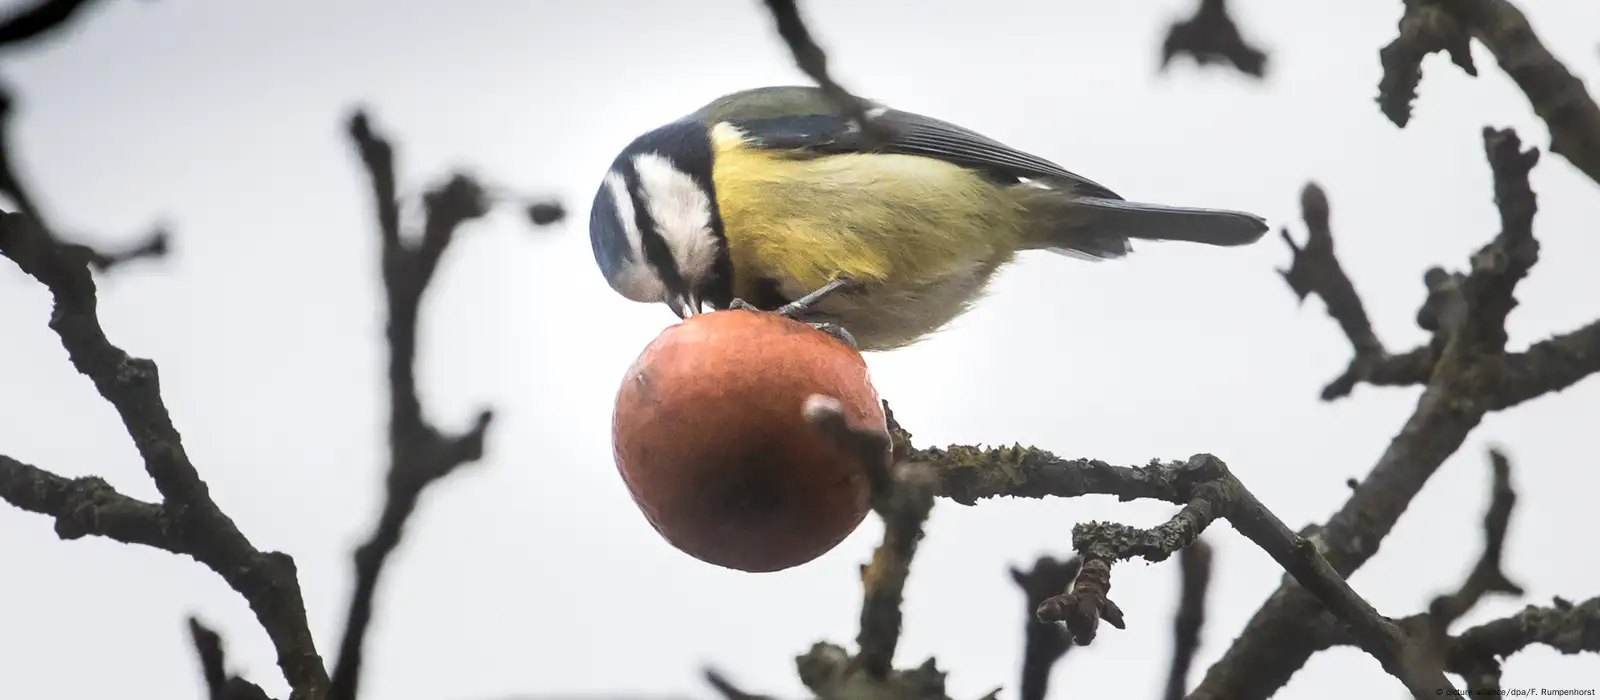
top-left (693, 86), bottom-right (1122, 200)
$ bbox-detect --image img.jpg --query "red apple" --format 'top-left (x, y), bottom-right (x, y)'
top-left (611, 309), bottom-right (884, 573)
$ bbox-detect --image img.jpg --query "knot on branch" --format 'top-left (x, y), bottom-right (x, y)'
top-left (1418, 265), bottom-right (1467, 334)
top-left (52, 475), bottom-right (138, 539)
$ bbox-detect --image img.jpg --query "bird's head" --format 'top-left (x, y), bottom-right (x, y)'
top-left (589, 119), bottom-right (733, 319)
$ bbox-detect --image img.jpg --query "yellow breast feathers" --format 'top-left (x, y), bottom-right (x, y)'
top-left (708, 123), bottom-right (1024, 299)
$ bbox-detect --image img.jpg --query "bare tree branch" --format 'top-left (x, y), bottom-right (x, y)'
top-left (0, 455), bottom-right (167, 544)
top-left (1, 67), bottom-right (559, 700)
top-left (327, 109), bottom-right (543, 700)
top-left (1160, 0), bottom-right (1269, 79)
top-left (1407, 448), bottom-right (1525, 693)
top-left (1448, 595), bottom-right (1600, 689)
top-left (1487, 319), bottom-right (1600, 408)
top-left (0, 211), bottom-right (330, 699)
top-left (929, 450), bottom-right (1440, 695)
top-left (1322, 449), bottom-right (1526, 691)
top-left (8, 3), bottom-right (1598, 700)
top-left (1186, 126), bottom-right (1559, 700)
top-left (1425, 449), bottom-right (1524, 628)
top-left (0, 5), bottom-right (328, 698)
top-left (1278, 183), bottom-right (1381, 359)
top-left (1379, 0), bottom-right (1600, 186)
top-left (1377, 0), bottom-right (1477, 127)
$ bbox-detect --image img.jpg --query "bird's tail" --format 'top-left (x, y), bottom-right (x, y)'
top-left (1014, 187), bottom-right (1269, 260)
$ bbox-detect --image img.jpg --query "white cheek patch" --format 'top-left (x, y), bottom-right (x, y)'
top-left (709, 121), bottom-right (747, 147)
top-left (602, 170), bottom-right (667, 303)
top-left (631, 152), bottom-right (721, 283)
top-left (604, 171), bottom-right (642, 252)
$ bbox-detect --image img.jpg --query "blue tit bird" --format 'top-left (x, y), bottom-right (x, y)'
top-left (588, 85), bottom-right (1269, 351)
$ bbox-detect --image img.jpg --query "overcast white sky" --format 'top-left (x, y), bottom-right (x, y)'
top-left (2, 1), bottom-right (1597, 699)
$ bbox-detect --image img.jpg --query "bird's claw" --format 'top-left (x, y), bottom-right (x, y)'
top-left (727, 299), bottom-right (858, 349)
top-left (727, 277), bottom-right (860, 350)
top-left (809, 322), bottom-right (858, 350)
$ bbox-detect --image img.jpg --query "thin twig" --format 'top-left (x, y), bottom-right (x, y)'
top-left (1426, 449), bottom-right (1524, 626)
top-left (79, 225), bottom-right (170, 271)
top-left (704, 668), bottom-right (778, 700)
top-left (1164, 540), bottom-right (1213, 700)
top-left (188, 617), bottom-right (273, 700)
top-left (327, 110), bottom-right (501, 700)
top-left (1278, 183), bottom-right (1382, 358)
top-left (0, 86), bottom-right (170, 272)
top-left (189, 617), bottom-right (230, 700)
top-left (758, 0), bottom-right (891, 145)
top-left (1276, 182), bottom-right (1428, 400)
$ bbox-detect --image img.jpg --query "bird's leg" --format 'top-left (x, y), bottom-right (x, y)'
top-left (780, 276), bottom-right (860, 350)
top-left (776, 275), bottom-right (857, 318)
top-left (727, 276), bottom-right (861, 350)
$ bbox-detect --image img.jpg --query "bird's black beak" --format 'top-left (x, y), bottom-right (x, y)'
top-left (669, 292), bottom-right (702, 320)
